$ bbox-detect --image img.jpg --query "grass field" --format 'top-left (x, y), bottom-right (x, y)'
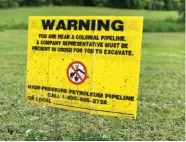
top-left (0, 6), bottom-right (184, 32)
top-left (0, 30), bottom-right (184, 140)
top-left (1, 6), bottom-right (179, 21)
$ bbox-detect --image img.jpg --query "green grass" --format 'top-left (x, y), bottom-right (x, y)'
top-left (0, 6), bottom-right (184, 32)
top-left (1, 6), bottom-right (179, 21)
top-left (0, 30), bottom-right (185, 140)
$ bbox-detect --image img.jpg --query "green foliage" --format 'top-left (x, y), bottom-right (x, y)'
top-left (52, 0), bottom-right (64, 5)
top-left (92, 0), bottom-right (108, 7)
top-left (0, 0), bottom-right (20, 8)
top-left (153, 0), bottom-right (165, 10)
top-left (100, 0), bottom-right (147, 9)
top-left (164, 0), bottom-right (181, 10)
top-left (91, 0), bottom-right (182, 11)
top-left (0, 0), bottom-right (183, 11)
top-left (0, 0), bottom-right (52, 8)
top-left (20, 0), bottom-right (50, 6)
top-left (178, 0), bottom-right (185, 21)
top-left (0, 0), bottom-right (8, 8)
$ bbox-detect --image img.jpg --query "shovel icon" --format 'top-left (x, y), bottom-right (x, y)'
top-left (70, 65), bottom-right (85, 82)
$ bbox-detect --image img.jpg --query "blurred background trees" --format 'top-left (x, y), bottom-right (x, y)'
top-left (0, 0), bottom-right (184, 21)
top-left (0, 0), bottom-right (183, 10)
top-left (178, 0), bottom-right (185, 21)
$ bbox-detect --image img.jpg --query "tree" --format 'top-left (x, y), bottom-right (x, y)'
top-left (0, 0), bottom-right (21, 8)
top-left (178, 0), bottom-right (185, 21)
top-left (164, 0), bottom-right (181, 10)
top-left (84, 0), bottom-right (94, 6)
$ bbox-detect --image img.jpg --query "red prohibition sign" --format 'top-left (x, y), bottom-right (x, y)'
top-left (67, 61), bottom-right (87, 85)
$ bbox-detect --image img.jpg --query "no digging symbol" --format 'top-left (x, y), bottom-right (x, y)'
top-left (67, 61), bottom-right (87, 85)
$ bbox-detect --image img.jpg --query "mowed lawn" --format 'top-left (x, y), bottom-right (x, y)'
top-left (0, 6), bottom-right (179, 28)
top-left (0, 30), bottom-right (184, 141)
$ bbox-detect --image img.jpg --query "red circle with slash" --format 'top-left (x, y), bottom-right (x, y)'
top-left (67, 61), bottom-right (87, 85)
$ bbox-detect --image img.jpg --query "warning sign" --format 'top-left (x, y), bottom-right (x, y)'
top-left (26, 16), bottom-right (143, 119)
top-left (67, 61), bottom-right (87, 85)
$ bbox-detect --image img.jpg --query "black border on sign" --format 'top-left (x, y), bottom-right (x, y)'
top-left (53, 103), bottom-right (133, 115)
top-left (67, 61), bottom-right (87, 85)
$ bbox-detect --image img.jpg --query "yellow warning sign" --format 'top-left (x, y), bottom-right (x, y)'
top-left (26, 16), bottom-right (143, 119)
